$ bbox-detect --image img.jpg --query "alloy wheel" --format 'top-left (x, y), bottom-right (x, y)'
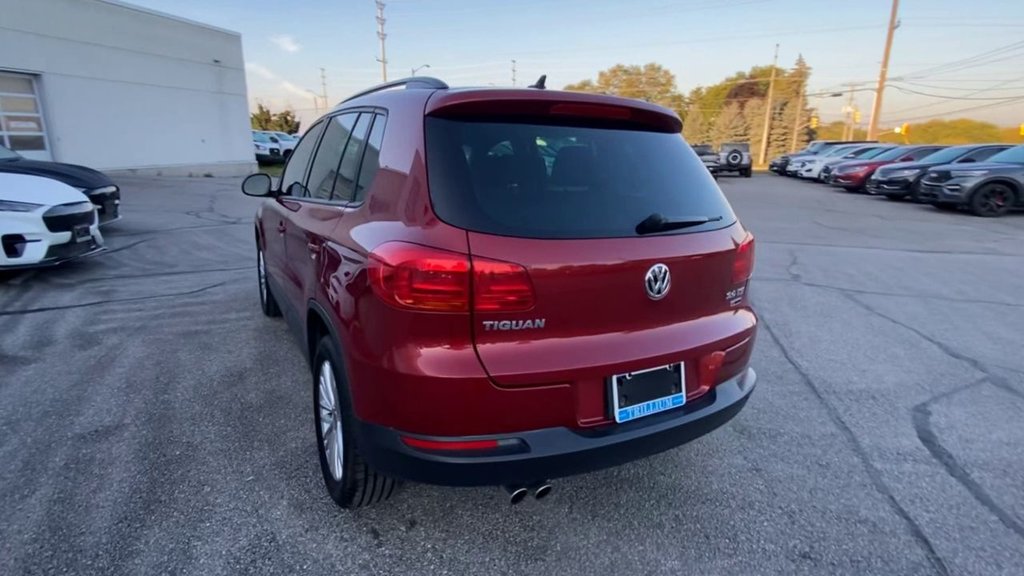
top-left (318, 360), bottom-right (344, 481)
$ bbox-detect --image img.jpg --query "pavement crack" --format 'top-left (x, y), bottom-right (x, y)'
top-left (760, 317), bottom-right (950, 576)
top-left (912, 380), bottom-right (1024, 541)
top-left (0, 282), bottom-right (229, 317)
top-left (757, 277), bottom-right (1024, 309)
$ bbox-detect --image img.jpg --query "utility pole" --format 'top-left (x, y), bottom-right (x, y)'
top-left (842, 84), bottom-right (856, 140)
top-left (320, 67), bottom-right (328, 109)
top-left (789, 71), bottom-right (806, 153)
top-left (867, 0), bottom-right (899, 140)
top-left (511, 59), bottom-right (517, 87)
top-left (375, 1), bottom-right (388, 82)
top-left (757, 43), bottom-right (779, 167)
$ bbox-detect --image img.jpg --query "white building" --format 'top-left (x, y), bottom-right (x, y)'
top-left (0, 0), bottom-right (254, 176)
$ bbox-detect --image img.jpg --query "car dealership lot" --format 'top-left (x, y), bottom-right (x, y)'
top-left (1, 175), bottom-right (1022, 575)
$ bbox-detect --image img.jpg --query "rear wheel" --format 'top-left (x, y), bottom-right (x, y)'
top-left (968, 183), bottom-right (1014, 217)
top-left (741, 168), bottom-right (752, 178)
top-left (312, 337), bottom-right (396, 509)
top-left (257, 245), bottom-right (281, 317)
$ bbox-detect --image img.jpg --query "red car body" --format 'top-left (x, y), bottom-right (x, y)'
top-left (243, 79), bottom-right (758, 507)
top-left (831, 145), bottom-right (944, 190)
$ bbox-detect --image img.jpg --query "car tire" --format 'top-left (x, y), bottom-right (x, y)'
top-left (884, 193), bottom-right (906, 201)
top-left (725, 151), bottom-right (743, 167)
top-left (968, 183), bottom-right (1015, 218)
top-left (283, 149), bottom-right (292, 160)
top-left (741, 168), bottom-right (752, 178)
top-left (312, 336), bottom-right (396, 509)
top-left (257, 244), bottom-right (281, 317)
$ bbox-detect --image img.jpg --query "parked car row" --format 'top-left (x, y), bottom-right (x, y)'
top-left (1, 144), bottom-right (120, 269)
top-left (771, 141), bottom-right (1024, 217)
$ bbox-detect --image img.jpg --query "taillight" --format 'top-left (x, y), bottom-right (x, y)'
top-left (472, 259), bottom-right (535, 312)
top-left (732, 233), bottom-right (755, 284)
top-left (368, 242), bottom-right (534, 312)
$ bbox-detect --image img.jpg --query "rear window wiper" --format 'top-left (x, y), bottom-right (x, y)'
top-left (635, 213), bottom-right (723, 235)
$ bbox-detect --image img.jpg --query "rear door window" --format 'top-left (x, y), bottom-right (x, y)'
top-left (962, 147), bottom-right (1007, 162)
top-left (305, 113), bottom-right (358, 200)
top-left (354, 114), bottom-right (386, 202)
top-left (280, 121), bottom-right (325, 196)
top-left (424, 118), bottom-right (735, 239)
top-left (331, 113), bottom-right (372, 203)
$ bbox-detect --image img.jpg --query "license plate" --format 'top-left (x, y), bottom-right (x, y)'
top-left (73, 224), bottom-right (91, 243)
top-left (611, 363), bottom-right (685, 423)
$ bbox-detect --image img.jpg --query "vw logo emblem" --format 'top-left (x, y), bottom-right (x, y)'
top-left (645, 263), bottom-right (671, 300)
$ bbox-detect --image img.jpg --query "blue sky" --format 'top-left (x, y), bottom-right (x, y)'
top-left (129, 0), bottom-right (1024, 128)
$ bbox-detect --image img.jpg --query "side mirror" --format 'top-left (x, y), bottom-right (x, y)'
top-left (959, 157), bottom-right (976, 163)
top-left (242, 173), bottom-right (273, 197)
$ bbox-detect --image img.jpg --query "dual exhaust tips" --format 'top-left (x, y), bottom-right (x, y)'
top-left (504, 482), bottom-right (553, 505)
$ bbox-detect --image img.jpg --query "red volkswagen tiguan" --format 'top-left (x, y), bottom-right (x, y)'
top-left (241, 77), bottom-right (758, 508)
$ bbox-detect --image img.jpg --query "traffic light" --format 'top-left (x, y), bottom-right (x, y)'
top-left (854, 110), bottom-right (862, 123)
top-left (1019, 123), bottom-right (1024, 136)
top-left (901, 122), bottom-right (910, 136)
top-left (810, 116), bottom-right (819, 129)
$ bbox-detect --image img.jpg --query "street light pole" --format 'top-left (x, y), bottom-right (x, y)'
top-left (411, 64), bottom-right (430, 76)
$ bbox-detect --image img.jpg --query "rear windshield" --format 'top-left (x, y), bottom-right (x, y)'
top-left (424, 117), bottom-right (735, 239)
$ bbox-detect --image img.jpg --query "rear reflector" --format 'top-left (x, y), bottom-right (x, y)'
top-left (368, 242), bottom-right (535, 313)
top-left (699, 351), bottom-right (726, 390)
top-left (732, 233), bottom-right (755, 284)
top-left (400, 436), bottom-right (502, 452)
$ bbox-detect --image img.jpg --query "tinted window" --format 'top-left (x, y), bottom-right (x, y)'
top-left (354, 114), bottom-right (386, 202)
top-left (252, 132), bottom-right (271, 143)
top-left (987, 146), bottom-right (1024, 164)
top-left (424, 118), bottom-right (735, 239)
top-left (963, 147), bottom-right (1007, 162)
top-left (306, 114), bottom-right (358, 200)
top-left (860, 145), bottom-right (892, 158)
top-left (919, 146), bottom-right (972, 164)
top-left (872, 147), bottom-right (912, 161)
top-left (280, 120), bottom-right (325, 195)
top-left (331, 114), bottom-right (372, 203)
top-left (906, 147), bottom-right (943, 161)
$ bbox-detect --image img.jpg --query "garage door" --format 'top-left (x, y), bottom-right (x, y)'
top-left (0, 72), bottom-right (51, 161)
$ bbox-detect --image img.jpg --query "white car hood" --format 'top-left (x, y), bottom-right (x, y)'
top-left (0, 172), bottom-right (91, 206)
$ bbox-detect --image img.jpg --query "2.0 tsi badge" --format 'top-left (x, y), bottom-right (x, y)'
top-left (645, 263), bottom-right (671, 300)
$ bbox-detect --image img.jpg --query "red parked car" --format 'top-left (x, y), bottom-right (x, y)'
top-left (830, 145), bottom-right (944, 192)
top-left (241, 77), bottom-right (758, 508)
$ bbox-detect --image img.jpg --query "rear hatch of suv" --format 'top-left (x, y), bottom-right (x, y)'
top-left (423, 92), bottom-right (756, 420)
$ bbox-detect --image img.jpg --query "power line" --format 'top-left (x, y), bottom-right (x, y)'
top-left (890, 85), bottom-right (1024, 101)
top-left (894, 40), bottom-right (1024, 80)
top-left (895, 96), bottom-right (1024, 122)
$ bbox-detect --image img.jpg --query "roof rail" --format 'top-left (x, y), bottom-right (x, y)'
top-left (341, 76), bottom-right (449, 104)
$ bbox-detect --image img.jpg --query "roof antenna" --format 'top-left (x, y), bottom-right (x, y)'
top-left (529, 75), bottom-right (547, 90)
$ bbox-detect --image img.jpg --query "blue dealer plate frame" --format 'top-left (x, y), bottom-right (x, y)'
top-left (611, 363), bottom-right (685, 424)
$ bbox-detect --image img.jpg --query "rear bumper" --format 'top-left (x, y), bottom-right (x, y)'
top-left (355, 368), bottom-right (757, 486)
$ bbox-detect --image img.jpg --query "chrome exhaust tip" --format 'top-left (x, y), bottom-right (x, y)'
top-left (531, 482), bottom-right (553, 500)
top-left (504, 485), bottom-right (529, 505)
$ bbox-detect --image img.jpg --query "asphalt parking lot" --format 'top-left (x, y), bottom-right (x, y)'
top-left (1, 174), bottom-right (1022, 576)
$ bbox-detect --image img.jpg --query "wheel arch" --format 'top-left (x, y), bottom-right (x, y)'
top-left (974, 178), bottom-right (1021, 199)
top-left (306, 299), bottom-right (343, 370)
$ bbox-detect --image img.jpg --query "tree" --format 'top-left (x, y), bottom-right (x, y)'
top-left (565, 63), bottom-right (686, 116)
top-left (250, 103), bottom-right (301, 133)
top-left (709, 102), bottom-right (748, 147)
top-left (682, 104), bottom-right (710, 144)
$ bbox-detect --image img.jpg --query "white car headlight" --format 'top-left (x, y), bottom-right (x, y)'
top-left (0, 200), bottom-right (44, 212)
top-left (254, 144), bottom-right (268, 152)
top-left (950, 169), bottom-right (989, 178)
top-left (885, 168), bottom-right (922, 178)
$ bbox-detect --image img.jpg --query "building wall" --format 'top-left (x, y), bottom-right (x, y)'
top-left (0, 0), bottom-right (255, 175)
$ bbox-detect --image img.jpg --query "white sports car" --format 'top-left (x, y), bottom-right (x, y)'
top-left (0, 173), bottom-right (104, 269)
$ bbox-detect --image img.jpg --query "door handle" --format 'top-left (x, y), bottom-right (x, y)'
top-left (277, 222), bottom-right (286, 234)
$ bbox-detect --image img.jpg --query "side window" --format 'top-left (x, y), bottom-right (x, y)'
top-left (306, 113), bottom-right (358, 200)
top-left (354, 114), bottom-right (386, 202)
top-left (280, 121), bottom-right (325, 196)
top-left (963, 147), bottom-right (1004, 162)
top-left (331, 113), bottom-right (372, 203)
